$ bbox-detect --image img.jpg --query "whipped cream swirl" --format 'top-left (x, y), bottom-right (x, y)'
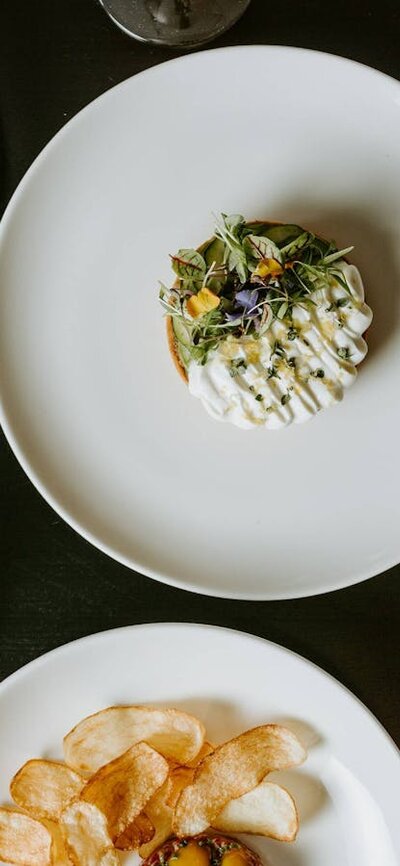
top-left (188, 262), bottom-right (372, 429)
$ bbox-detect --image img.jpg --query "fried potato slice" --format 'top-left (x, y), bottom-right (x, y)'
top-left (115, 813), bottom-right (154, 851)
top-left (43, 822), bottom-right (71, 866)
top-left (165, 743), bottom-right (214, 807)
top-left (139, 779), bottom-right (174, 859)
top-left (184, 742), bottom-right (215, 769)
top-left (60, 801), bottom-right (119, 866)
top-left (64, 706), bottom-right (205, 775)
top-left (167, 768), bottom-right (195, 808)
top-left (0, 808), bottom-right (51, 866)
top-left (10, 759), bottom-right (84, 821)
top-left (213, 780), bottom-right (299, 842)
top-left (81, 742), bottom-right (168, 841)
top-left (173, 724), bottom-right (306, 835)
top-left (117, 753), bottom-right (205, 853)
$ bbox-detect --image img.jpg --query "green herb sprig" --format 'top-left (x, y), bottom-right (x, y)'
top-left (159, 214), bottom-right (355, 369)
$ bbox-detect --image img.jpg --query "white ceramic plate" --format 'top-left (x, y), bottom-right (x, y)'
top-left (1, 47), bottom-right (399, 599)
top-left (0, 623), bottom-right (399, 865)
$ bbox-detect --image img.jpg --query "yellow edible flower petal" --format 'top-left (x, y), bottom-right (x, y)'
top-left (187, 287), bottom-right (220, 318)
top-left (254, 257), bottom-right (283, 278)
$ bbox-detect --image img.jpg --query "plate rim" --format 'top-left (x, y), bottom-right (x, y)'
top-left (1, 45), bottom-right (400, 600)
top-left (1, 622), bottom-right (399, 856)
top-left (0, 621), bottom-right (399, 759)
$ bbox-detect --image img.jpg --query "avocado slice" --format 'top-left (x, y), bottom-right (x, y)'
top-left (243, 222), bottom-right (304, 247)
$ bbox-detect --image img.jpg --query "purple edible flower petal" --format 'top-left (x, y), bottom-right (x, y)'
top-left (225, 311), bottom-right (243, 323)
top-left (225, 287), bottom-right (263, 323)
top-left (235, 288), bottom-right (259, 312)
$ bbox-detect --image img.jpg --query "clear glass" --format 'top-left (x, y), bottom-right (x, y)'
top-left (99, 0), bottom-right (251, 48)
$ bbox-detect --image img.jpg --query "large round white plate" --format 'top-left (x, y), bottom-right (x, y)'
top-left (1, 47), bottom-right (399, 599)
top-left (0, 624), bottom-right (399, 865)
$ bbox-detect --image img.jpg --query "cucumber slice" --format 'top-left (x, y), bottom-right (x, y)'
top-left (242, 221), bottom-right (274, 236)
top-left (243, 222), bottom-right (304, 247)
top-left (202, 237), bottom-right (225, 268)
top-left (172, 316), bottom-right (192, 370)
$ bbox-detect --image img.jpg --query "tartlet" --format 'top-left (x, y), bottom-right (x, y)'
top-left (143, 834), bottom-right (262, 866)
top-left (160, 214), bottom-right (373, 429)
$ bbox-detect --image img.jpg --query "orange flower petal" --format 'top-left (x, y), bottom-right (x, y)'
top-left (187, 287), bottom-right (220, 318)
top-left (254, 258), bottom-right (283, 278)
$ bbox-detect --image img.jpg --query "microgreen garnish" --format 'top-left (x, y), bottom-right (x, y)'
top-left (277, 301), bottom-right (289, 319)
top-left (244, 233), bottom-right (282, 264)
top-left (267, 365), bottom-right (279, 379)
top-left (326, 297), bottom-right (350, 312)
top-left (214, 213), bottom-right (248, 283)
top-left (159, 214), bottom-right (356, 369)
top-left (273, 341), bottom-right (286, 358)
top-left (229, 358), bottom-right (247, 377)
top-left (170, 249), bottom-right (206, 286)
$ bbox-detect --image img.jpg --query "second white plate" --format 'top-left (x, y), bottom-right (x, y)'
top-left (0, 624), bottom-right (399, 864)
top-left (1, 46), bottom-right (400, 598)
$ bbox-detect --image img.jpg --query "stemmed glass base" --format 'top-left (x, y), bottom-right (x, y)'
top-left (99, 0), bottom-right (251, 48)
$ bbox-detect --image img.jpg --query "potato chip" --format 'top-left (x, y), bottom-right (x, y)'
top-left (139, 779), bottom-right (174, 859)
top-left (167, 767), bottom-right (194, 808)
top-left (10, 759), bottom-right (84, 821)
top-left (184, 742), bottom-right (215, 769)
top-left (0, 808), bottom-right (51, 866)
top-left (173, 724), bottom-right (305, 835)
top-left (64, 706), bottom-right (205, 775)
top-left (42, 822), bottom-right (71, 866)
top-left (60, 801), bottom-right (119, 866)
top-left (115, 813), bottom-right (154, 851)
top-left (81, 741), bottom-right (168, 840)
top-left (213, 779), bottom-right (298, 841)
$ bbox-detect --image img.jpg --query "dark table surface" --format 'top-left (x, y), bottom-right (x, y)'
top-left (1, 0), bottom-right (399, 746)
